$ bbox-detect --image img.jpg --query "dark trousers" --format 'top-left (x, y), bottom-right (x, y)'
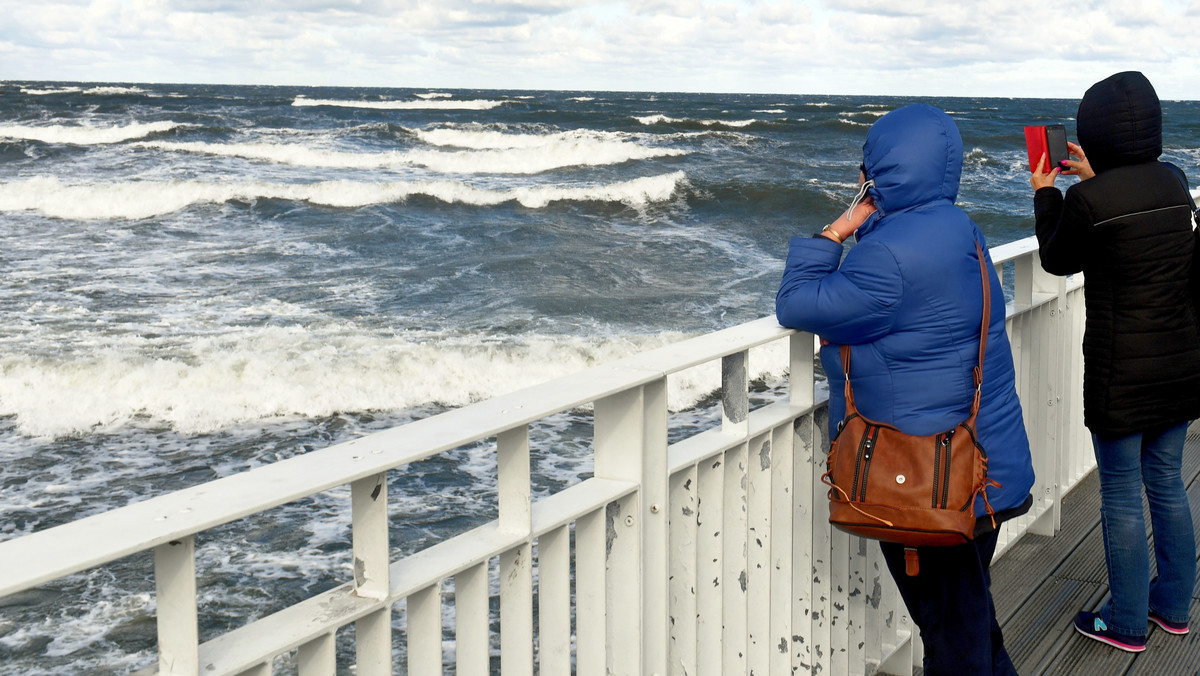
top-left (879, 530), bottom-right (1018, 676)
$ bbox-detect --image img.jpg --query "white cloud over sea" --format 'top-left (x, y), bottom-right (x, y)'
top-left (0, 0), bottom-right (1197, 98)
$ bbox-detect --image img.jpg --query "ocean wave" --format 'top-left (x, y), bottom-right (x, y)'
top-left (415, 92), bottom-right (452, 99)
top-left (292, 96), bottom-right (506, 110)
top-left (0, 121), bottom-right (184, 145)
top-left (83, 86), bottom-right (146, 96)
top-left (635, 115), bottom-right (758, 128)
top-left (0, 172), bottom-right (687, 219)
top-left (136, 133), bottom-right (686, 173)
top-left (20, 86), bottom-right (83, 96)
top-left (0, 327), bottom-right (786, 438)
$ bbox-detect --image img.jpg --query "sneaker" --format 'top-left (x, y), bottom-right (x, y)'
top-left (1073, 611), bottom-right (1147, 652)
top-left (1149, 609), bottom-right (1189, 635)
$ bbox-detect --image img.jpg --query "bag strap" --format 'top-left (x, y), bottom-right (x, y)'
top-left (841, 241), bottom-right (991, 417)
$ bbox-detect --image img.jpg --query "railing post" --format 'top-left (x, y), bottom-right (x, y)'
top-left (297, 633), bottom-right (336, 676)
top-left (723, 351), bottom-right (749, 435)
top-left (669, 463), bottom-right (699, 676)
top-left (351, 472), bottom-right (390, 676)
top-left (498, 425), bottom-right (533, 676)
top-left (789, 332), bottom-right (816, 410)
top-left (154, 536), bottom-right (198, 676)
top-left (408, 584), bottom-right (442, 674)
top-left (538, 524), bottom-right (572, 675)
top-left (1028, 251), bottom-right (1067, 536)
top-left (594, 377), bottom-right (669, 676)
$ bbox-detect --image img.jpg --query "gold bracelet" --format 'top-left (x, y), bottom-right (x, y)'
top-left (822, 225), bottom-right (845, 244)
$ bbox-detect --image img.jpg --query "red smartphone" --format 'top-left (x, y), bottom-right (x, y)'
top-left (1024, 124), bottom-right (1069, 172)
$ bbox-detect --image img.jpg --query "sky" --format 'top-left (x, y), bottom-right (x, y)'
top-left (1, 0), bottom-right (1198, 99)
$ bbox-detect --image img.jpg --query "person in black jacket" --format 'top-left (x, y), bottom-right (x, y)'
top-left (1031, 70), bottom-right (1200, 653)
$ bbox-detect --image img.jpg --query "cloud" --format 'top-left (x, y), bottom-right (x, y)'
top-left (0, 0), bottom-right (1195, 98)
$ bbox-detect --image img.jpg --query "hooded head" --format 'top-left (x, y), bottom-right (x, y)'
top-left (860, 104), bottom-right (963, 218)
top-left (1076, 71), bottom-right (1162, 173)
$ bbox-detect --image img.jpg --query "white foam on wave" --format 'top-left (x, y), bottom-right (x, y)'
top-left (635, 114), bottom-right (758, 128)
top-left (20, 86), bottom-right (83, 96)
top-left (0, 172), bottom-right (686, 219)
top-left (83, 86), bottom-right (146, 96)
top-left (136, 132), bottom-right (686, 174)
top-left (0, 121), bottom-right (183, 145)
top-left (0, 326), bottom-right (786, 438)
top-left (292, 96), bottom-right (505, 110)
top-left (415, 92), bottom-right (453, 99)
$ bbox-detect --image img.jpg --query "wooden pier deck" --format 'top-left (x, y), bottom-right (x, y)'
top-left (985, 424), bottom-right (1200, 676)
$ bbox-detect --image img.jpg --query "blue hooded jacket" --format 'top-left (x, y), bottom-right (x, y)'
top-left (776, 104), bottom-right (1034, 518)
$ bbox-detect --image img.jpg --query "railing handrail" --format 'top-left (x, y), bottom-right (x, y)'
top-left (0, 316), bottom-right (793, 598)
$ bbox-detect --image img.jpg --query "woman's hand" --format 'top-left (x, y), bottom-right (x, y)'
top-left (822, 196), bottom-right (875, 243)
top-left (1030, 152), bottom-right (1060, 190)
top-left (1059, 141), bottom-right (1095, 180)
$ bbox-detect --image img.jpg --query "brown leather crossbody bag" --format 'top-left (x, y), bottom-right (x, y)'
top-left (822, 241), bottom-right (999, 574)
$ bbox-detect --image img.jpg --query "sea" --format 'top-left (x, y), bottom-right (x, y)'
top-left (1, 82), bottom-right (1198, 674)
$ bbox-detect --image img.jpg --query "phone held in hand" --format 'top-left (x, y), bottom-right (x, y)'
top-left (1024, 124), bottom-right (1069, 172)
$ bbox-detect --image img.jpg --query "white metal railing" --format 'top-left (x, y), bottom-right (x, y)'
top-left (0, 235), bottom-right (1091, 676)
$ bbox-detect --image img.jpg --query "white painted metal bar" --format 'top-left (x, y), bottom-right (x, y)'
top-left (722, 351), bottom-right (749, 435)
top-left (454, 561), bottom-right (490, 676)
top-left (769, 422), bottom-right (795, 676)
top-left (668, 464), bottom-right (699, 676)
top-left (575, 507), bottom-right (606, 676)
top-left (594, 387), bottom-right (644, 675)
top-left (297, 633), bottom-right (335, 676)
top-left (747, 432), bottom-right (773, 675)
top-left (791, 412), bottom-right (815, 673)
top-left (639, 378), bottom-right (670, 676)
top-left (810, 407), bottom-right (833, 674)
top-left (830, 526), bottom-right (851, 675)
top-left (847, 536), bottom-right (867, 671)
top-left (499, 426), bottom-right (532, 535)
top-left (536, 526), bottom-right (570, 676)
top-left (352, 473), bottom-right (390, 600)
top-left (407, 585), bottom-right (442, 675)
top-left (721, 442), bottom-right (749, 676)
top-left (497, 424), bottom-right (535, 676)
top-left (500, 543), bottom-right (534, 676)
top-left (351, 472), bottom-right (391, 676)
top-left (355, 608), bottom-right (390, 676)
top-left (696, 451), bottom-right (724, 676)
top-left (155, 536), bottom-right (199, 676)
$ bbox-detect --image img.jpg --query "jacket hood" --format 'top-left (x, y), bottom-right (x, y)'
top-left (858, 104), bottom-right (962, 236)
top-left (1076, 71), bottom-right (1162, 173)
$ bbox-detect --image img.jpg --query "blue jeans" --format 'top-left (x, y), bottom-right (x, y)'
top-left (1092, 421), bottom-right (1197, 636)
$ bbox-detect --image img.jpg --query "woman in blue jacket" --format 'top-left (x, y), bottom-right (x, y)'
top-left (776, 104), bottom-right (1035, 676)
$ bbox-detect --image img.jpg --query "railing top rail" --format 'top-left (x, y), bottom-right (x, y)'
top-left (990, 236), bottom-right (1040, 265)
top-left (0, 316), bottom-right (794, 597)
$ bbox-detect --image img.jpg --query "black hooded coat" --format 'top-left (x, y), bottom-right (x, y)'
top-left (1034, 71), bottom-right (1200, 437)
